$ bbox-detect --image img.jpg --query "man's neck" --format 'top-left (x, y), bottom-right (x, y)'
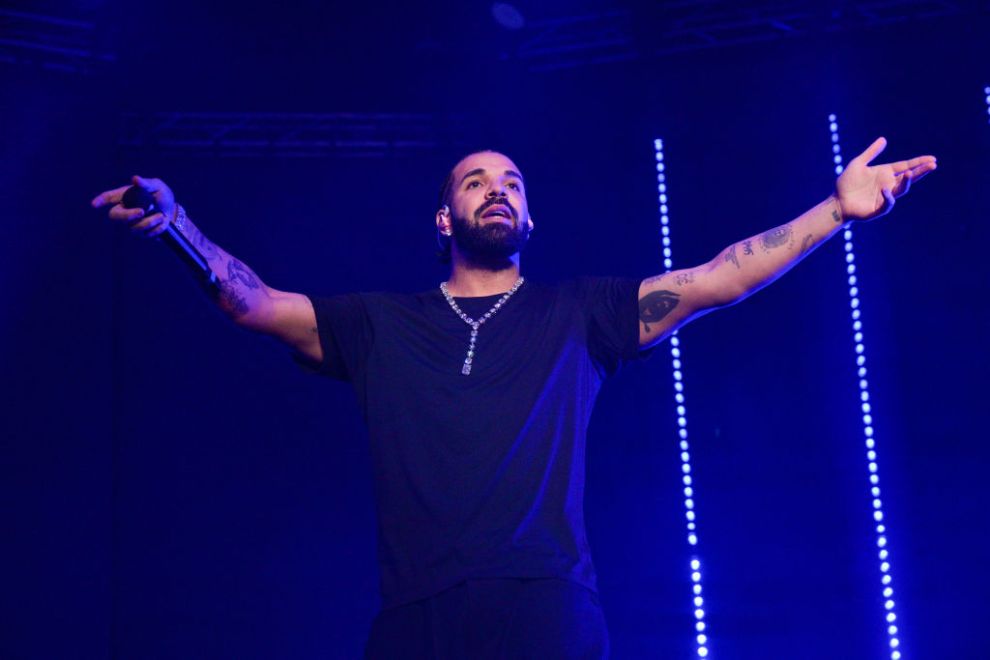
top-left (444, 257), bottom-right (522, 297)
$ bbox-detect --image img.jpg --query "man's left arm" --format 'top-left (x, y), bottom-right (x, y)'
top-left (637, 137), bottom-right (937, 348)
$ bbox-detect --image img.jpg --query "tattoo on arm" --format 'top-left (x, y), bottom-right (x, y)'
top-left (799, 233), bottom-right (815, 255)
top-left (639, 290), bottom-right (681, 333)
top-left (218, 282), bottom-right (250, 318)
top-left (831, 208), bottom-right (842, 223)
top-left (642, 273), bottom-right (667, 287)
top-left (675, 271), bottom-right (696, 286)
top-left (227, 259), bottom-right (260, 289)
top-left (759, 223), bottom-right (794, 252)
top-left (724, 244), bottom-right (741, 269)
top-left (180, 224), bottom-right (219, 261)
top-left (193, 229), bottom-right (219, 260)
top-left (742, 240), bottom-right (754, 256)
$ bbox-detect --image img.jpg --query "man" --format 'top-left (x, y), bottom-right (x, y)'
top-left (92, 140), bottom-right (935, 658)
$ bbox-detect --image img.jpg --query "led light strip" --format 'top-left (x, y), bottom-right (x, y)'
top-left (828, 115), bottom-right (902, 659)
top-left (654, 138), bottom-right (710, 658)
top-left (985, 85), bottom-right (990, 124)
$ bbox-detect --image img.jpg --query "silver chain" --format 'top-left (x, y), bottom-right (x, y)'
top-left (439, 277), bottom-right (525, 375)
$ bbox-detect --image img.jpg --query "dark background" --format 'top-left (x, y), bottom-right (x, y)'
top-left (2, 1), bottom-right (988, 658)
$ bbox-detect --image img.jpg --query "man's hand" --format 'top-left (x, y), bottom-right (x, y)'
top-left (91, 175), bottom-right (176, 237)
top-left (836, 137), bottom-right (937, 222)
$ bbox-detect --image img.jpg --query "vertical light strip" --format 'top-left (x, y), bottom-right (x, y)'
top-left (984, 85), bottom-right (990, 123)
top-left (654, 138), bottom-right (710, 658)
top-left (828, 115), bottom-right (903, 659)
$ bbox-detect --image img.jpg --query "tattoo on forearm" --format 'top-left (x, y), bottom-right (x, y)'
top-left (742, 240), bottom-right (754, 256)
top-left (643, 273), bottom-right (667, 287)
top-left (831, 207), bottom-right (842, 223)
top-left (219, 282), bottom-right (250, 318)
top-left (724, 244), bottom-right (741, 269)
top-left (639, 290), bottom-right (681, 333)
top-left (181, 224), bottom-right (218, 261)
top-left (193, 228), bottom-right (219, 260)
top-left (759, 223), bottom-right (794, 252)
top-left (675, 271), bottom-right (696, 286)
top-left (227, 259), bottom-right (260, 289)
top-left (799, 233), bottom-right (815, 255)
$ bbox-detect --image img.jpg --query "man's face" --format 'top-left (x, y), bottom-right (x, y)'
top-left (444, 151), bottom-right (532, 262)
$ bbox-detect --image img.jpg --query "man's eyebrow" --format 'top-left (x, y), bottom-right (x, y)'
top-left (459, 168), bottom-right (525, 184)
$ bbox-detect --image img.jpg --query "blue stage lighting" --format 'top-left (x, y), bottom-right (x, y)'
top-left (828, 114), bottom-right (904, 659)
top-left (985, 86), bottom-right (990, 123)
top-left (654, 137), bottom-right (710, 658)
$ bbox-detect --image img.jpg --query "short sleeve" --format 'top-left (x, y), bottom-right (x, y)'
top-left (295, 293), bottom-right (374, 382)
top-left (576, 277), bottom-right (649, 376)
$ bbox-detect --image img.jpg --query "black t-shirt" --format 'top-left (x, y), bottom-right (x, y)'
top-left (304, 277), bottom-right (645, 609)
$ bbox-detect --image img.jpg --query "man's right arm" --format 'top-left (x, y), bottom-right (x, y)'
top-left (92, 176), bottom-right (324, 365)
top-left (178, 215), bottom-right (323, 364)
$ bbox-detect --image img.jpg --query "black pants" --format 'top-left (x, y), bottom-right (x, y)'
top-left (365, 578), bottom-right (610, 659)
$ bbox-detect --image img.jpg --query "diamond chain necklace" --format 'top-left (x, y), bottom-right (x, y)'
top-left (439, 277), bottom-right (525, 375)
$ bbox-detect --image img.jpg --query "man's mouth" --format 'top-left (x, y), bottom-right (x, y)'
top-left (481, 205), bottom-right (513, 220)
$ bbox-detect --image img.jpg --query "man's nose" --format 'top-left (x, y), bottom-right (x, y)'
top-left (486, 181), bottom-right (507, 197)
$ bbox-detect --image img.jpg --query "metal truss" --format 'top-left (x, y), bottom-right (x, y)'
top-left (514, 10), bottom-right (638, 73)
top-left (118, 111), bottom-right (470, 158)
top-left (0, 8), bottom-right (114, 74)
top-left (511, 0), bottom-right (982, 71)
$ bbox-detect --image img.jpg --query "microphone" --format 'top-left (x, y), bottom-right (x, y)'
top-left (121, 186), bottom-right (222, 295)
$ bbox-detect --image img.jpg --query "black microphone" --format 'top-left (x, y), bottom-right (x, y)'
top-left (121, 186), bottom-right (222, 295)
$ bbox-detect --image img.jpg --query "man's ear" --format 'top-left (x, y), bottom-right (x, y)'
top-left (436, 204), bottom-right (452, 235)
top-left (527, 215), bottom-right (535, 232)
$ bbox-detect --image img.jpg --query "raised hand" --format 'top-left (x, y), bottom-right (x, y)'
top-left (836, 137), bottom-right (937, 222)
top-left (91, 175), bottom-right (176, 237)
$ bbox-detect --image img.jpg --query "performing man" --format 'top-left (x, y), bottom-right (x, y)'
top-left (92, 138), bottom-right (935, 658)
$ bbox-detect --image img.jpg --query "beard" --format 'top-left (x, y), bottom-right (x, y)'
top-left (450, 200), bottom-right (529, 267)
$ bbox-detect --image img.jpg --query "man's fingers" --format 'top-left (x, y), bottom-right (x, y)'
top-left (149, 220), bottom-right (171, 238)
top-left (131, 212), bottom-right (166, 233)
top-left (91, 184), bottom-right (132, 208)
top-left (895, 171), bottom-right (913, 197)
top-left (890, 155), bottom-right (937, 174)
top-left (890, 160), bottom-right (936, 197)
top-left (907, 160), bottom-right (937, 184)
top-left (853, 137), bottom-right (888, 166)
top-left (131, 175), bottom-right (162, 193)
top-left (109, 204), bottom-right (148, 222)
top-left (882, 187), bottom-right (896, 209)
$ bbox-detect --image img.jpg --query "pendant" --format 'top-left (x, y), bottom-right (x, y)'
top-left (461, 325), bottom-right (478, 375)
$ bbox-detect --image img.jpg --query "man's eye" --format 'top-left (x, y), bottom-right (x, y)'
top-left (507, 182), bottom-right (520, 190)
top-left (467, 181), bottom-right (481, 189)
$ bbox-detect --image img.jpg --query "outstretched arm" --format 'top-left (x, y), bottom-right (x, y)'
top-left (92, 176), bottom-right (323, 363)
top-left (637, 137), bottom-right (937, 347)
